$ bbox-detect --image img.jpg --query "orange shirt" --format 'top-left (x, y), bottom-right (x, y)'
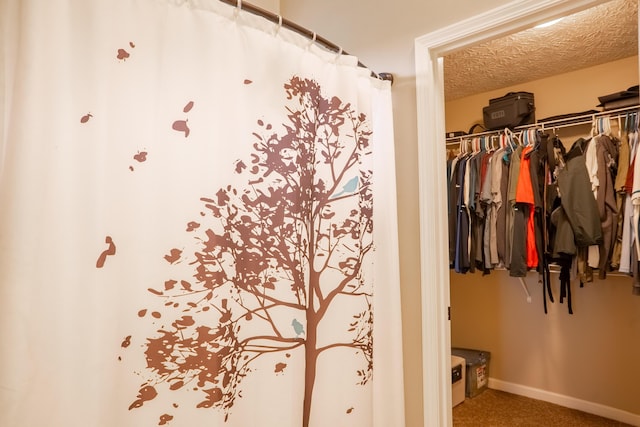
top-left (515, 145), bottom-right (538, 268)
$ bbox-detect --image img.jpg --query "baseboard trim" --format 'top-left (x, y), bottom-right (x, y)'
top-left (488, 378), bottom-right (640, 427)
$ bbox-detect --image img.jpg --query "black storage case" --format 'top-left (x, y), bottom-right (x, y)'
top-left (482, 91), bottom-right (535, 130)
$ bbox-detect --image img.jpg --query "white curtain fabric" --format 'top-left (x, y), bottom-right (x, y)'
top-left (0, 1), bottom-right (404, 426)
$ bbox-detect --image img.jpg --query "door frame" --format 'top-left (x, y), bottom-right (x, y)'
top-left (413, 1), bottom-right (613, 425)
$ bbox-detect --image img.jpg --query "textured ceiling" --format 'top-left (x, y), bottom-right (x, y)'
top-left (444, 0), bottom-right (638, 101)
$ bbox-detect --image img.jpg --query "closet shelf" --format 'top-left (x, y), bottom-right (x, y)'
top-left (445, 104), bottom-right (640, 144)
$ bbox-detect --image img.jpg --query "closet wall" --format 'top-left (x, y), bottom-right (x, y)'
top-left (446, 55), bottom-right (639, 134)
top-left (446, 55), bottom-right (640, 417)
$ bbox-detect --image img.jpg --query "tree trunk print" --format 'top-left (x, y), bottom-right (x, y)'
top-left (124, 76), bottom-right (374, 426)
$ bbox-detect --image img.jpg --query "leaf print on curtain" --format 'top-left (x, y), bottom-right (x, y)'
top-left (125, 76), bottom-right (374, 427)
top-left (0, 1), bottom-right (403, 426)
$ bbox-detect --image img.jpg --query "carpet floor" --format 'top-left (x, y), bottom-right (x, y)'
top-left (452, 389), bottom-right (634, 427)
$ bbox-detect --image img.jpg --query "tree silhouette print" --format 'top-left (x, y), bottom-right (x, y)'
top-left (128, 76), bottom-right (374, 426)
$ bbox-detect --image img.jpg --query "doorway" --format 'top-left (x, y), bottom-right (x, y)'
top-left (413, 1), bottom-right (623, 426)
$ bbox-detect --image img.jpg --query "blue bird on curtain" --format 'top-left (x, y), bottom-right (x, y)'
top-left (291, 318), bottom-right (305, 337)
top-left (330, 175), bottom-right (358, 199)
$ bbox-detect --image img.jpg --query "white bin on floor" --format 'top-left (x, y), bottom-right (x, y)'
top-left (451, 355), bottom-right (466, 407)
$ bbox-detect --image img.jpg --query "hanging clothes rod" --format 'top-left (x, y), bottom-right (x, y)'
top-left (538, 104), bottom-right (639, 130)
top-left (445, 104), bottom-right (640, 144)
top-left (218, 0), bottom-right (394, 84)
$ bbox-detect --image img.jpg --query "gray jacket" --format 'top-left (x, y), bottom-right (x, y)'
top-left (556, 149), bottom-right (603, 248)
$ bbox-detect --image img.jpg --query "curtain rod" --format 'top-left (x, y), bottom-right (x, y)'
top-left (218, 0), bottom-right (394, 84)
top-left (445, 104), bottom-right (640, 144)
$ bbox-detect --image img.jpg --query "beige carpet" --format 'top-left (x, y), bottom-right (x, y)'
top-left (452, 389), bottom-right (634, 427)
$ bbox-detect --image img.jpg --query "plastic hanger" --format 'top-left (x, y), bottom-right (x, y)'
top-left (532, 129), bottom-right (541, 151)
top-left (491, 135), bottom-right (499, 151)
top-left (504, 128), bottom-right (519, 150)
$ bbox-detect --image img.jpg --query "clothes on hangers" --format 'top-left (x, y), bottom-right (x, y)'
top-left (447, 110), bottom-right (640, 313)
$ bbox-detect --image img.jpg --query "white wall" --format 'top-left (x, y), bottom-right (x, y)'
top-left (281, 1), bottom-right (512, 77)
top-left (249, 0), bottom-right (279, 13)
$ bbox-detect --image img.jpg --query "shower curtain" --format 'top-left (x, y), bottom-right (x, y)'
top-left (0, 1), bottom-right (404, 426)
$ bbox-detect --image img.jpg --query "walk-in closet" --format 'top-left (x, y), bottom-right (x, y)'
top-left (417, 0), bottom-right (640, 425)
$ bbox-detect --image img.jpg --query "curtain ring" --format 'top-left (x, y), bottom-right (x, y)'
top-left (334, 46), bottom-right (343, 62)
top-left (306, 32), bottom-right (316, 50)
top-left (273, 15), bottom-right (282, 36)
top-left (234, 0), bottom-right (242, 18)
